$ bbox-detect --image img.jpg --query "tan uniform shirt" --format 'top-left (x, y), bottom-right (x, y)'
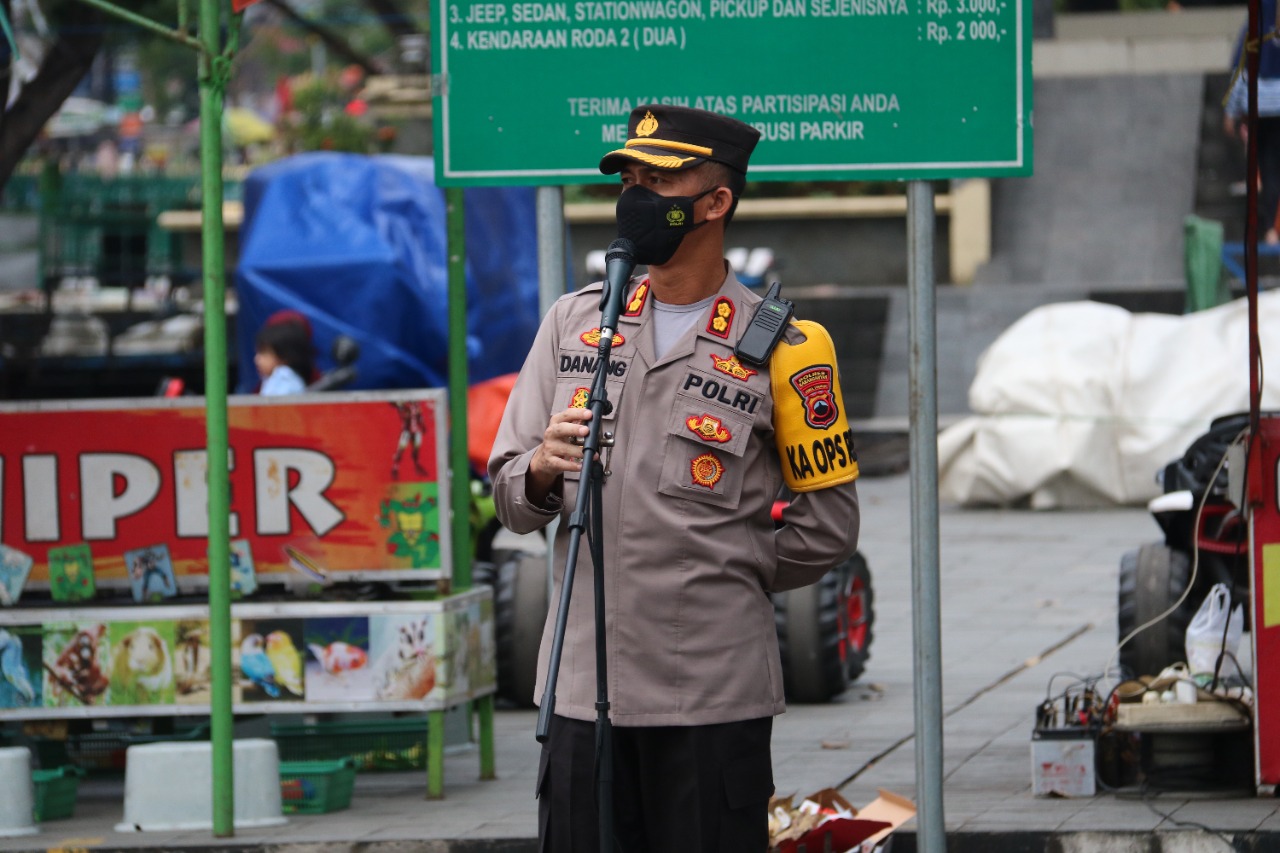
top-left (488, 268), bottom-right (860, 727)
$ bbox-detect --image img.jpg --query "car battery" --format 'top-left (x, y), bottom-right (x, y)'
top-left (1031, 704), bottom-right (1096, 797)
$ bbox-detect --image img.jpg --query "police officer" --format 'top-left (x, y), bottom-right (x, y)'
top-left (489, 104), bottom-right (861, 852)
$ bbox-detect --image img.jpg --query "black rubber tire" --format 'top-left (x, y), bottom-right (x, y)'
top-left (482, 549), bottom-right (549, 708)
top-left (776, 552), bottom-right (875, 703)
top-left (1117, 542), bottom-right (1194, 680)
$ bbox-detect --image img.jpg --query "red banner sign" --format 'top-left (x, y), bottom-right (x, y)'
top-left (0, 392), bottom-right (451, 594)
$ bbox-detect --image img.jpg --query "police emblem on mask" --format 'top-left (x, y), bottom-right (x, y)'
top-left (690, 452), bottom-right (725, 489)
top-left (685, 414), bottom-right (732, 444)
top-left (666, 206), bottom-right (685, 227)
top-left (789, 365), bottom-right (839, 429)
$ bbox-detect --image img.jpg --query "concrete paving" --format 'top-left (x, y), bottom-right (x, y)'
top-left (4, 470), bottom-right (1279, 852)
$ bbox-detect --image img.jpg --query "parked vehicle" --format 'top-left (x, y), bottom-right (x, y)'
top-left (1116, 412), bottom-right (1254, 679)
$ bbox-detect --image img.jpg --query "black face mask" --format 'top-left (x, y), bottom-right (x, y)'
top-left (615, 184), bottom-right (717, 266)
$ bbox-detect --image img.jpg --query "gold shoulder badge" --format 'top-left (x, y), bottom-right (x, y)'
top-left (569, 387), bottom-right (590, 409)
top-left (580, 328), bottom-right (625, 348)
top-left (709, 352), bottom-right (757, 381)
top-left (706, 297), bottom-right (735, 339)
top-left (624, 280), bottom-right (650, 317)
top-left (636, 110), bottom-right (659, 137)
top-left (690, 452), bottom-right (725, 489)
top-left (685, 414), bottom-right (732, 444)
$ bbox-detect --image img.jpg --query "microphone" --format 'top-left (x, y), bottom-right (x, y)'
top-left (598, 237), bottom-right (636, 343)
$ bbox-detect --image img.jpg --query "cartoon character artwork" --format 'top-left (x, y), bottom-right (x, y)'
top-left (378, 488), bottom-right (440, 569)
top-left (238, 620), bottom-right (304, 702)
top-left (390, 401), bottom-right (429, 481)
top-left (229, 539), bottom-right (258, 597)
top-left (0, 545), bottom-right (33, 607)
top-left (0, 627), bottom-right (39, 708)
top-left (304, 616), bottom-right (372, 702)
top-left (43, 623), bottom-right (111, 707)
top-left (371, 614), bottom-right (439, 702)
top-left (125, 545), bottom-right (178, 602)
top-left (174, 620), bottom-right (219, 703)
top-left (48, 544), bottom-right (96, 603)
top-left (108, 622), bottom-right (176, 706)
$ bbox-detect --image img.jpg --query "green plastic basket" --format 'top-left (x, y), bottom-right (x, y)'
top-left (270, 717), bottom-right (427, 772)
top-left (32, 765), bottom-right (84, 822)
top-left (278, 758), bottom-right (357, 814)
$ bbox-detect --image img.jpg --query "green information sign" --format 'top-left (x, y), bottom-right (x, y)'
top-left (432, 0), bottom-right (1032, 185)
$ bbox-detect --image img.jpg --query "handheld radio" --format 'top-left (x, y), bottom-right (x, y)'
top-left (734, 281), bottom-right (794, 366)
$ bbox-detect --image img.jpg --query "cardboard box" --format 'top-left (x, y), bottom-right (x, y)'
top-left (769, 788), bottom-right (916, 853)
top-left (1031, 728), bottom-right (1095, 797)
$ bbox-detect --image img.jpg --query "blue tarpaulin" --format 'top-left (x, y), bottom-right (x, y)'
top-left (235, 153), bottom-right (541, 392)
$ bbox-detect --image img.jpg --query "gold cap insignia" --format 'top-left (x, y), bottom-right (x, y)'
top-left (636, 110), bottom-right (659, 137)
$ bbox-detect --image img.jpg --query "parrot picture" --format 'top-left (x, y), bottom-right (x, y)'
top-left (265, 631), bottom-right (304, 697)
top-left (0, 628), bottom-right (35, 706)
top-left (239, 633), bottom-right (280, 698)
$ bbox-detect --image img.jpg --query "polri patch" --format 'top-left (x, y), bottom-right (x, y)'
top-left (690, 453), bottom-right (725, 489)
top-left (789, 364), bottom-right (839, 429)
top-left (706, 297), bottom-right (735, 339)
top-left (709, 352), bottom-right (757, 381)
top-left (685, 414), bottom-right (732, 444)
top-left (569, 387), bottom-right (590, 409)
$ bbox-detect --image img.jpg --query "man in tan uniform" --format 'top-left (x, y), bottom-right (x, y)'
top-left (489, 104), bottom-right (860, 852)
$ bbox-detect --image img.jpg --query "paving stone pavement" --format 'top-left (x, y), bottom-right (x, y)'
top-left (4, 471), bottom-right (1279, 852)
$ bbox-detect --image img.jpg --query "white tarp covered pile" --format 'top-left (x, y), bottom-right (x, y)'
top-left (938, 293), bottom-right (1280, 508)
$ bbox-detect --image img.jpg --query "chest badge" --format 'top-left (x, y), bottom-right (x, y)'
top-left (709, 352), bottom-right (757, 381)
top-left (685, 414), bottom-right (732, 444)
top-left (569, 387), bottom-right (590, 409)
top-left (706, 297), bottom-right (735, 339)
top-left (690, 452), bottom-right (725, 489)
top-left (580, 328), bottom-right (625, 348)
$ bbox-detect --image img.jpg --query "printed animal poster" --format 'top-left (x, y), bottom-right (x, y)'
top-left (107, 621), bottom-right (177, 706)
top-left (442, 600), bottom-right (497, 699)
top-left (370, 613), bottom-right (441, 702)
top-left (0, 626), bottom-right (42, 708)
top-left (175, 619), bottom-right (230, 704)
top-left (237, 619), bottom-right (305, 702)
top-left (303, 616), bottom-right (372, 702)
top-left (48, 544), bottom-right (96, 602)
top-left (43, 622), bottom-right (111, 707)
top-left (0, 545), bottom-right (33, 606)
top-left (125, 544), bottom-right (178, 602)
top-left (229, 539), bottom-right (257, 596)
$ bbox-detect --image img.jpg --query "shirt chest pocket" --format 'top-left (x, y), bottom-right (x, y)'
top-left (657, 393), bottom-right (754, 509)
top-left (553, 374), bottom-right (626, 484)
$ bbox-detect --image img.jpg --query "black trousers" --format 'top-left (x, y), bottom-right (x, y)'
top-left (536, 714), bottom-right (774, 853)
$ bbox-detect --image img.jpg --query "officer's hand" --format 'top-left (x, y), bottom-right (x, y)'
top-left (527, 408), bottom-right (593, 500)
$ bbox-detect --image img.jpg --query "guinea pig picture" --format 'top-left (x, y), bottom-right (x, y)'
top-left (108, 623), bottom-right (176, 706)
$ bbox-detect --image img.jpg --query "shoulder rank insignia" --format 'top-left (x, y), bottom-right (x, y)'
top-left (709, 352), bottom-right (757, 381)
top-left (624, 280), bottom-right (650, 317)
top-left (706, 297), bottom-right (735, 339)
top-left (580, 328), bottom-right (625, 348)
top-left (771, 320), bottom-right (858, 493)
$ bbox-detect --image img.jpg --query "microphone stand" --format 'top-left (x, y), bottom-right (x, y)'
top-left (536, 270), bottom-right (629, 853)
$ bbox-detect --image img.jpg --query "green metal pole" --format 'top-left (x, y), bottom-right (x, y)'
top-left (446, 187), bottom-right (470, 592)
top-left (197, 0), bottom-right (234, 837)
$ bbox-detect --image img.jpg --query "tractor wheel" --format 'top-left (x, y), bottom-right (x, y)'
top-left (776, 552), bottom-right (875, 703)
top-left (484, 549), bottom-right (548, 708)
top-left (1117, 543), bottom-right (1194, 680)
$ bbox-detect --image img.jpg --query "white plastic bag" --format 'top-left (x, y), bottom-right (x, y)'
top-left (1185, 583), bottom-right (1244, 676)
